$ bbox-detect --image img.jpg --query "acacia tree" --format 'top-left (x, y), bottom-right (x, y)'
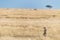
top-left (46, 5), bottom-right (52, 9)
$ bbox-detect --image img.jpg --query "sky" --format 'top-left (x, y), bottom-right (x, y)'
top-left (0, 0), bottom-right (60, 9)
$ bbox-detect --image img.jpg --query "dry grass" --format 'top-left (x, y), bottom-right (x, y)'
top-left (0, 9), bottom-right (60, 40)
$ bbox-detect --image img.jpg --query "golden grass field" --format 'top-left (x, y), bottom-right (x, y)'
top-left (0, 8), bottom-right (60, 40)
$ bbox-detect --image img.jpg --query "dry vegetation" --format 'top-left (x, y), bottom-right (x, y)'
top-left (0, 8), bottom-right (60, 40)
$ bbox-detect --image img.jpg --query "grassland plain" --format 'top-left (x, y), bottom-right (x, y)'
top-left (0, 8), bottom-right (60, 40)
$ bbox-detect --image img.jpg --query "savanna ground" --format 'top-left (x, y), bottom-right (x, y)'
top-left (0, 8), bottom-right (60, 40)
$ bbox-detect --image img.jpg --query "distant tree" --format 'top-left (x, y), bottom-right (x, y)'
top-left (34, 9), bottom-right (37, 10)
top-left (46, 5), bottom-right (52, 9)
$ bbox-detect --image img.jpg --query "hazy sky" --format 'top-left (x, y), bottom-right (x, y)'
top-left (0, 0), bottom-right (59, 9)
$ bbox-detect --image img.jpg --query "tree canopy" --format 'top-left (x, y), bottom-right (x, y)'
top-left (46, 5), bottom-right (52, 9)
